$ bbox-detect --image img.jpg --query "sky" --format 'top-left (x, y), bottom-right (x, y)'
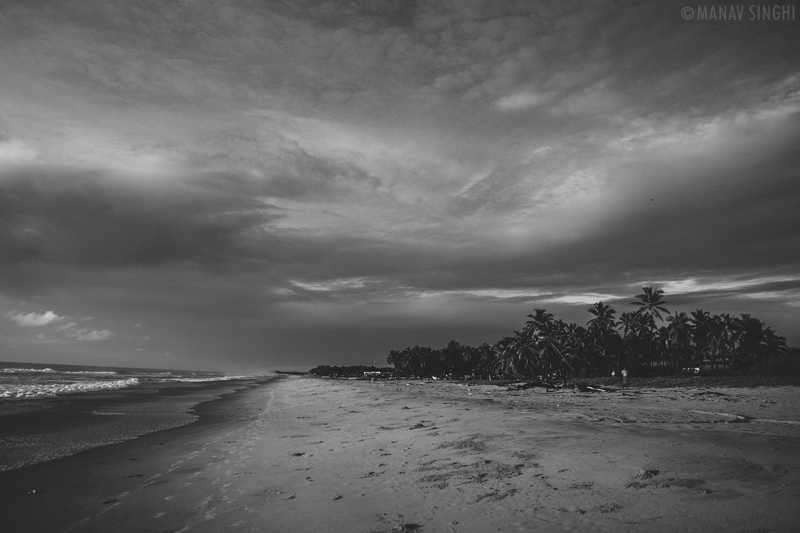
top-left (1, 0), bottom-right (798, 373)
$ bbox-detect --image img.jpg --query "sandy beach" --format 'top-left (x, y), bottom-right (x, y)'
top-left (3, 376), bottom-right (799, 533)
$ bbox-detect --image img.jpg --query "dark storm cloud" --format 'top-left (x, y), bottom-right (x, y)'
top-left (0, 167), bottom-right (274, 268)
top-left (518, 130), bottom-right (800, 276)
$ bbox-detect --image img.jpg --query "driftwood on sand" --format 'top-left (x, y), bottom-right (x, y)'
top-left (507, 380), bottom-right (563, 391)
top-left (507, 381), bottom-right (618, 393)
top-left (574, 382), bottom-right (616, 393)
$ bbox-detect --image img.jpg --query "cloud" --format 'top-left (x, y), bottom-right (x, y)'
top-left (65, 328), bottom-right (113, 342)
top-left (259, 141), bottom-right (382, 200)
top-left (0, 138), bottom-right (39, 165)
top-left (494, 91), bottom-right (551, 111)
top-left (539, 293), bottom-right (625, 306)
top-left (290, 278), bottom-right (368, 292)
top-left (650, 276), bottom-right (800, 297)
top-left (8, 310), bottom-right (63, 327)
top-left (0, 166), bottom-right (278, 269)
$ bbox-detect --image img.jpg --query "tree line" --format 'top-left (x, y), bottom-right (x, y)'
top-left (385, 287), bottom-right (797, 379)
top-left (308, 364), bottom-right (394, 378)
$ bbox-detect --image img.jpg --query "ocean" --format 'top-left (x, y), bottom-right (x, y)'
top-left (0, 361), bottom-right (266, 472)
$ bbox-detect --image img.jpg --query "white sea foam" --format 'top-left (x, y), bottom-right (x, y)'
top-left (1, 367), bottom-right (56, 373)
top-left (172, 375), bottom-right (250, 383)
top-left (0, 369), bottom-right (260, 472)
top-left (0, 378), bottom-right (140, 400)
top-left (0, 367), bottom-right (118, 375)
top-left (0, 364), bottom-right (251, 404)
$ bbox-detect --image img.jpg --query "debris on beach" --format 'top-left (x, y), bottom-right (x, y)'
top-left (634, 469), bottom-right (660, 480)
top-left (507, 380), bottom-right (559, 391)
top-left (377, 519), bottom-right (423, 533)
top-left (627, 469), bottom-right (661, 488)
top-left (507, 380), bottom-right (618, 392)
top-left (692, 390), bottom-right (726, 398)
top-left (598, 503), bottom-right (622, 513)
top-left (574, 383), bottom-right (616, 393)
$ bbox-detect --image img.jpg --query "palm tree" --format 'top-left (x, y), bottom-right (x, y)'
top-left (689, 310), bottom-right (714, 369)
top-left (587, 302), bottom-right (618, 374)
top-left (587, 302), bottom-right (617, 331)
top-left (476, 342), bottom-right (499, 379)
top-left (442, 340), bottom-right (463, 377)
top-left (387, 349), bottom-right (408, 376)
top-left (655, 326), bottom-right (672, 371)
top-left (759, 328), bottom-right (787, 365)
top-left (667, 311), bottom-right (692, 373)
top-left (498, 332), bottom-right (537, 380)
top-left (715, 314), bottom-right (739, 371)
top-left (632, 287), bottom-right (669, 373)
top-left (738, 314), bottom-right (767, 370)
top-left (408, 345), bottom-right (431, 377)
top-left (617, 311), bottom-right (642, 370)
top-left (525, 308), bottom-right (555, 331)
top-left (562, 323), bottom-right (588, 377)
top-left (631, 287), bottom-right (669, 321)
top-left (531, 318), bottom-right (574, 380)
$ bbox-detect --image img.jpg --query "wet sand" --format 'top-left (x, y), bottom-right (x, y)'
top-left (2, 376), bottom-right (799, 532)
top-left (0, 378), bottom-right (266, 472)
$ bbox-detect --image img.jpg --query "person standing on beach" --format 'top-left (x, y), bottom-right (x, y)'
top-left (621, 368), bottom-right (629, 389)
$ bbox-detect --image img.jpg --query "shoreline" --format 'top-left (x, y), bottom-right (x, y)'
top-left (0, 376), bottom-right (281, 532)
top-left (0, 376), bottom-right (274, 472)
top-left (3, 375), bottom-right (799, 532)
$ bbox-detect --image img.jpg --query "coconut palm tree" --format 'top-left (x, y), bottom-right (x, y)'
top-left (631, 287), bottom-right (669, 321)
top-left (617, 311), bottom-right (643, 370)
top-left (525, 308), bottom-right (555, 331)
top-left (655, 326), bottom-right (672, 371)
top-left (562, 322), bottom-right (588, 377)
top-left (587, 302), bottom-right (618, 374)
top-left (475, 342), bottom-right (499, 379)
top-left (667, 311), bottom-right (692, 373)
top-left (737, 314), bottom-right (768, 370)
top-left (442, 340), bottom-right (463, 377)
top-left (631, 287), bottom-right (669, 373)
top-left (530, 318), bottom-right (574, 380)
top-left (689, 310), bottom-right (715, 370)
top-left (387, 349), bottom-right (408, 376)
top-left (499, 332), bottom-right (535, 379)
top-left (587, 302), bottom-right (617, 331)
top-left (759, 328), bottom-right (787, 365)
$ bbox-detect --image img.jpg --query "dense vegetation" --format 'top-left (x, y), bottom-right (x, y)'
top-left (308, 364), bottom-right (394, 378)
top-left (385, 287), bottom-right (797, 379)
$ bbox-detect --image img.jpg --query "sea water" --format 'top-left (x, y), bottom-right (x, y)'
top-left (0, 361), bottom-right (262, 472)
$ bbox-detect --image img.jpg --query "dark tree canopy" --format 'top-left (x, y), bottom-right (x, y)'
top-left (383, 287), bottom-right (793, 380)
